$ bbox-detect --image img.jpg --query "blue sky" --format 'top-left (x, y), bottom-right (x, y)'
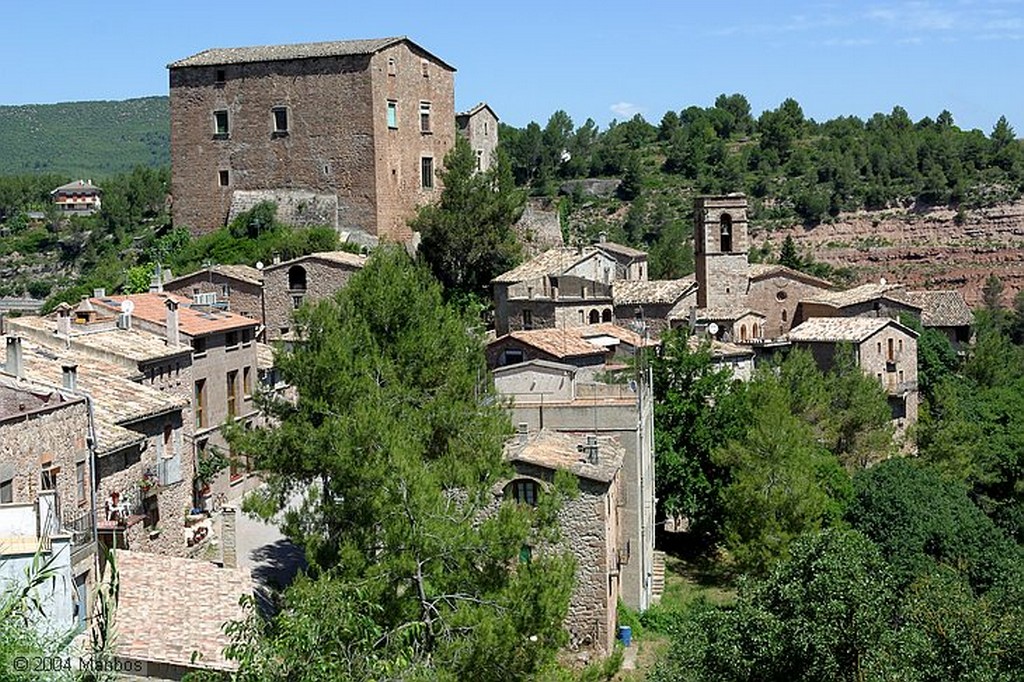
top-left (3, 0), bottom-right (1021, 135)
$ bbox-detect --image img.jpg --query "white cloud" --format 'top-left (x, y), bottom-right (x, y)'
top-left (610, 102), bottom-right (644, 118)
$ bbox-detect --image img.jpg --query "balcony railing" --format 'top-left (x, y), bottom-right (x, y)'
top-left (62, 508), bottom-right (95, 562)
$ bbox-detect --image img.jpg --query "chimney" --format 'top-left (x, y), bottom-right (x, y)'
top-left (272, 254), bottom-right (281, 265)
top-left (165, 298), bottom-right (180, 347)
top-left (516, 422), bottom-right (529, 444)
top-left (580, 434), bottom-right (599, 465)
top-left (5, 336), bottom-right (23, 379)
top-left (93, 288), bottom-right (105, 298)
top-left (56, 303), bottom-right (72, 338)
top-left (62, 364), bottom-right (77, 392)
top-left (597, 231), bottom-right (608, 244)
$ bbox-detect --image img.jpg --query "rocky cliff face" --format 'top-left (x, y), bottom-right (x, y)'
top-left (754, 200), bottom-right (1024, 306)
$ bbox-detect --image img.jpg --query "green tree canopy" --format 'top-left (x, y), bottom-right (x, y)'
top-left (413, 135), bottom-right (525, 301)
top-left (227, 248), bottom-right (574, 679)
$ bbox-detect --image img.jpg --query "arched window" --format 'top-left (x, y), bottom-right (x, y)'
top-left (589, 309), bottom-right (600, 324)
top-left (601, 309), bottom-right (612, 323)
top-left (508, 479), bottom-right (540, 506)
top-left (720, 214), bottom-right (733, 252)
top-left (752, 323), bottom-right (760, 338)
top-left (288, 265), bottom-right (307, 291)
top-left (740, 324), bottom-right (748, 341)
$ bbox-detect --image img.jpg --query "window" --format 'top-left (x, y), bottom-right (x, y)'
top-left (887, 338), bottom-right (895, 361)
top-left (215, 68), bottom-right (226, 83)
top-left (41, 468), bottom-right (58, 492)
top-left (226, 331), bottom-right (239, 350)
top-left (877, 341), bottom-right (882, 355)
top-left (522, 309), bottom-right (533, 329)
top-left (143, 495), bottom-right (159, 529)
top-left (192, 337), bottom-right (207, 357)
top-left (194, 379), bottom-right (207, 429)
top-left (76, 461), bottom-right (87, 507)
top-left (227, 370), bottom-right (238, 418)
top-left (501, 349), bottom-right (524, 366)
top-left (288, 265), bottom-right (307, 291)
top-left (221, 283), bottom-right (230, 297)
top-left (292, 295), bottom-right (304, 309)
top-left (242, 328), bottom-right (253, 346)
top-left (421, 59), bottom-right (429, 77)
top-left (782, 309), bottom-right (788, 322)
top-left (476, 149), bottom-right (483, 170)
top-left (243, 366), bottom-right (253, 397)
top-left (218, 170), bottom-right (229, 187)
top-left (775, 290), bottom-right (787, 302)
top-left (272, 107), bottom-right (289, 135)
top-left (589, 309), bottom-right (600, 324)
top-left (510, 479), bottom-right (539, 506)
top-left (387, 57), bottom-right (397, 76)
top-left (213, 110), bottom-right (229, 137)
top-left (484, 120), bottom-right (489, 136)
top-left (601, 309), bottom-right (612, 323)
top-left (421, 157), bottom-right (434, 189)
top-left (387, 100), bottom-right (398, 129)
top-left (419, 101), bottom-right (431, 133)
top-left (1, 478), bottom-right (12, 504)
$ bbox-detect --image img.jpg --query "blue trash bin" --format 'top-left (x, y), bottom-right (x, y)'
top-left (618, 625), bottom-right (632, 647)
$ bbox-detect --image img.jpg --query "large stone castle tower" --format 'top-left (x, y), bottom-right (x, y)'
top-left (694, 194), bottom-right (750, 310)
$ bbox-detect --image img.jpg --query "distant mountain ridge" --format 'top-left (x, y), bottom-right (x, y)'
top-left (0, 96), bottom-right (169, 177)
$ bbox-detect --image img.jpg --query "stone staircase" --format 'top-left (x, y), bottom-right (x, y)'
top-left (651, 550), bottom-right (666, 604)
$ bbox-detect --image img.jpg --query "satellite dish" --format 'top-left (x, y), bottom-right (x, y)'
top-left (120, 300), bottom-right (135, 315)
top-left (707, 322), bottom-right (720, 337)
top-left (255, 261), bottom-right (265, 270)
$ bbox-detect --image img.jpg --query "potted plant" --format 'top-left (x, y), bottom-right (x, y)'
top-left (139, 472), bottom-right (159, 495)
top-left (195, 448), bottom-right (229, 497)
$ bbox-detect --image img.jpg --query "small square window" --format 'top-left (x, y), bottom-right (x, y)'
top-left (0, 478), bottom-right (12, 504)
top-left (387, 100), bottom-right (398, 129)
top-left (213, 110), bottom-right (229, 137)
top-left (419, 101), bottom-right (431, 133)
top-left (226, 331), bottom-right (239, 349)
top-left (421, 157), bottom-right (434, 189)
top-left (272, 107), bottom-right (289, 135)
top-left (387, 57), bottom-right (397, 76)
top-left (215, 69), bottom-right (226, 83)
top-left (218, 170), bottom-right (229, 187)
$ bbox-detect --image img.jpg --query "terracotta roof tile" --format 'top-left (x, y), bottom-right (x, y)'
top-left (801, 283), bottom-right (920, 310)
top-left (613, 279), bottom-right (696, 306)
top-left (169, 36), bottom-right (456, 71)
top-left (115, 550), bottom-right (252, 671)
top-left (501, 328), bottom-right (607, 359)
top-left (596, 241), bottom-right (647, 259)
top-left (492, 247), bottom-right (596, 284)
top-left (904, 290), bottom-right (974, 327)
top-left (748, 263), bottom-right (833, 288)
top-left (788, 316), bottom-right (908, 343)
top-left (504, 429), bottom-right (623, 483)
top-left (92, 293), bottom-right (257, 338)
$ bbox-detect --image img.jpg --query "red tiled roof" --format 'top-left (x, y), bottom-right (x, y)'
top-left (92, 293), bottom-right (257, 337)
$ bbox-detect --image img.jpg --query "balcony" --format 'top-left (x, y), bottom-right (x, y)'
top-left (62, 508), bottom-right (96, 563)
top-left (886, 379), bottom-right (918, 395)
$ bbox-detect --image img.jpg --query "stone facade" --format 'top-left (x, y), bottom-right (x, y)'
top-left (261, 251), bottom-right (366, 341)
top-left (169, 38), bottom-right (455, 242)
top-left (456, 103), bottom-right (499, 173)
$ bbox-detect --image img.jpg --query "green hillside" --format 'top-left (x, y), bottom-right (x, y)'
top-left (0, 96), bottom-right (169, 177)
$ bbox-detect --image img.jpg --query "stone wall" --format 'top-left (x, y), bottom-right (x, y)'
top-left (0, 398), bottom-right (90, 520)
top-left (695, 195), bottom-right (750, 310)
top-left (457, 107), bottom-right (499, 173)
top-left (747, 275), bottom-right (832, 337)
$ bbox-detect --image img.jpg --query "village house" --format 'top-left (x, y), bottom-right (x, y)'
top-left (87, 293), bottom-right (262, 503)
top-left (493, 358), bottom-right (657, 614)
top-left (0, 364), bottom-right (97, 636)
top-left (51, 179), bottom-right (102, 215)
top-left (903, 289), bottom-right (974, 349)
top-left (456, 102), bottom-right (499, 173)
top-left (168, 36), bottom-right (456, 243)
top-left (6, 335), bottom-right (194, 557)
top-left (794, 282), bottom-right (923, 327)
top-left (611, 278), bottom-right (697, 337)
top-left (261, 250), bottom-right (367, 341)
top-left (500, 429), bottom-right (624, 654)
top-left (163, 264), bottom-right (265, 322)
top-left (487, 323), bottom-right (656, 371)
top-left (788, 316), bottom-right (919, 431)
top-left (492, 246), bottom-right (627, 335)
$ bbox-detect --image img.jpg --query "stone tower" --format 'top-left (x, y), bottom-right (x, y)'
top-left (694, 194), bottom-right (750, 310)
